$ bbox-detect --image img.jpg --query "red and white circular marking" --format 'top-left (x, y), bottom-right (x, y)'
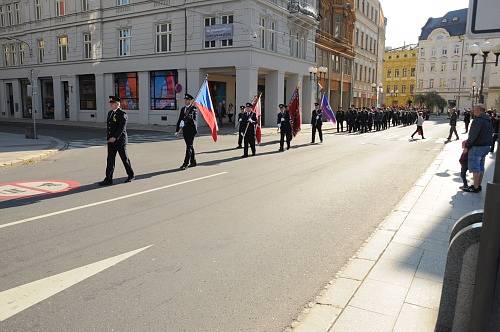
top-left (0, 180), bottom-right (80, 200)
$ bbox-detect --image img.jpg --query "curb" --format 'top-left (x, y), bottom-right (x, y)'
top-left (288, 142), bottom-right (450, 332)
top-left (0, 135), bottom-right (68, 168)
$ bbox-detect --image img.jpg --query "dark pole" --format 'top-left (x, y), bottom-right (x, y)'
top-left (478, 52), bottom-right (488, 104)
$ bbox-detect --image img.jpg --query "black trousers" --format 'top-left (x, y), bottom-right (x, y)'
top-left (491, 134), bottom-right (498, 153)
top-left (244, 134), bottom-right (256, 156)
top-left (182, 133), bottom-right (196, 166)
top-left (312, 125), bottom-right (323, 143)
top-left (448, 126), bottom-right (459, 140)
top-left (337, 120), bottom-right (344, 132)
top-left (460, 164), bottom-right (468, 187)
top-left (105, 143), bottom-right (134, 181)
top-left (465, 122), bottom-right (470, 133)
top-left (411, 126), bottom-right (424, 138)
top-left (237, 128), bottom-right (244, 147)
top-left (280, 129), bottom-right (292, 149)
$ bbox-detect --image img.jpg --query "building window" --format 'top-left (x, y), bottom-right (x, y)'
top-left (150, 70), bottom-right (178, 110)
top-left (430, 63), bottom-right (435, 72)
top-left (429, 79), bottom-right (434, 88)
top-left (81, 0), bottom-right (89, 11)
top-left (204, 17), bottom-right (216, 48)
top-left (19, 44), bottom-right (25, 65)
top-left (355, 28), bottom-right (359, 46)
top-left (37, 39), bottom-right (44, 63)
top-left (10, 44), bottom-right (17, 66)
top-left (83, 33), bottom-right (91, 59)
top-left (439, 78), bottom-right (445, 88)
top-left (155, 23), bottom-right (172, 53)
top-left (35, 0), bottom-right (42, 20)
top-left (452, 62), bottom-right (458, 71)
top-left (58, 36), bottom-right (68, 61)
top-left (14, 3), bottom-right (20, 24)
top-left (419, 64), bottom-right (424, 72)
top-left (410, 67), bottom-right (415, 77)
top-left (410, 85), bottom-right (415, 95)
top-left (55, 0), bottom-right (65, 16)
top-left (420, 48), bottom-right (425, 56)
top-left (454, 44), bottom-right (460, 54)
top-left (462, 77), bottom-right (467, 87)
top-left (221, 15), bottom-right (233, 47)
top-left (401, 85), bottom-right (407, 94)
top-left (114, 72), bottom-right (139, 110)
top-left (3, 45), bottom-right (8, 66)
top-left (119, 28), bottom-right (131, 56)
top-left (360, 32), bottom-right (364, 49)
top-left (269, 21), bottom-right (276, 51)
top-left (0, 6), bottom-right (4, 27)
top-left (334, 14), bottom-right (341, 38)
top-left (7, 4), bottom-right (12, 26)
top-left (442, 48), bottom-right (447, 56)
top-left (402, 68), bottom-right (407, 77)
top-left (387, 69), bottom-right (391, 78)
top-left (451, 79), bottom-right (457, 89)
top-left (79, 75), bottom-right (96, 109)
top-left (259, 17), bottom-right (266, 49)
top-left (418, 80), bottom-right (423, 89)
top-left (431, 48), bottom-right (436, 57)
top-left (395, 69), bottom-right (400, 77)
top-left (441, 63), bottom-right (446, 72)
top-left (117, 0), bottom-right (129, 5)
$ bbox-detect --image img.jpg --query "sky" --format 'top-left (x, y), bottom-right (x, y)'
top-left (379, 0), bottom-right (470, 49)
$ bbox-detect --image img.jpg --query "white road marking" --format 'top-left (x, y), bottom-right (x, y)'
top-left (0, 245), bottom-right (152, 321)
top-left (0, 172), bottom-right (228, 230)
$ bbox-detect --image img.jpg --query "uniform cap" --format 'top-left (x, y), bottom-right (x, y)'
top-left (245, 102), bottom-right (253, 108)
top-left (314, 102), bottom-right (320, 106)
top-left (240, 105), bottom-right (245, 110)
top-left (279, 104), bottom-right (285, 108)
top-left (184, 93), bottom-right (194, 100)
top-left (109, 96), bottom-right (121, 102)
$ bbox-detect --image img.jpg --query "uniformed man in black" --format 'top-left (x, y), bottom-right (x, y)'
top-left (175, 94), bottom-right (198, 170)
top-left (336, 108), bottom-right (345, 132)
top-left (277, 104), bottom-right (292, 151)
top-left (236, 105), bottom-right (245, 148)
top-left (241, 102), bottom-right (257, 158)
top-left (311, 102), bottom-right (323, 143)
top-left (99, 96), bottom-right (134, 186)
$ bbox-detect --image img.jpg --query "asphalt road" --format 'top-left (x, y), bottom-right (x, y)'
top-left (0, 119), bottom-right (451, 331)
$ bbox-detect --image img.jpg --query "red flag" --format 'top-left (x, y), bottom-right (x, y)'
top-left (252, 93), bottom-right (262, 144)
top-left (288, 87), bottom-right (301, 137)
top-left (194, 80), bottom-right (218, 142)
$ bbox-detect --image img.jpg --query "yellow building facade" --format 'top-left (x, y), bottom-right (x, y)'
top-left (382, 45), bottom-right (417, 107)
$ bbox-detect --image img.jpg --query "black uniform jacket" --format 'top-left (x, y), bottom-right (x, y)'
top-left (107, 108), bottom-right (128, 146)
top-left (176, 105), bottom-right (198, 136)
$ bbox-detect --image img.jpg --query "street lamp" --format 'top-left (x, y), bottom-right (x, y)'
top-left (471, 81), bottom-right (480, 110)
top-left (390, 89), bottom-right (399, 106)
top-left (309, 66), bottom-right (328, 101)
top-left (469, 41), bottom-right (500, 104)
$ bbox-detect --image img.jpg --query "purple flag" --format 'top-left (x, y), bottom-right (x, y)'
top-left (321, 94), bottom-right (336, 123)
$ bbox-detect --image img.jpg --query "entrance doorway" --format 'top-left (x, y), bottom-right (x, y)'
top-left (20, 79), bottom-right (32, 118)
top-left (63, 81), bottom-right (70, 119)
top-left (40, 78), bottom-right (54, 119)
top-left (6, 83), bottom-right (14, 116)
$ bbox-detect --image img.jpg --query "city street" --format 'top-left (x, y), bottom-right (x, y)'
top-left (0, 119), bottom-right (452, 331)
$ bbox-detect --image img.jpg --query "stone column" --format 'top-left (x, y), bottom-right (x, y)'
top-left (302, 75), bottom-right (314, 124)
top-left (186, 68), bottom-right (204, 126)
top-left (52, 76), bottom-right (64, 120)
top-left (264, 70), bottom-right (284, 127)
top-left (138, 71), bottom-right (149, 125)
top-left (0, 80), bottom-right (6, 117)
top-left (95, 74), bottom-right (106, 122)
top-left (285, 73), bottom-right (299, 103)
top-left (32, 77), bottom-right (43, 120)
top-left (12, 79), bottom-right (22, 118)
top-left (67, 75), bottom-right (79, 121)
top-left (236, 66), bottom-right (258, 112)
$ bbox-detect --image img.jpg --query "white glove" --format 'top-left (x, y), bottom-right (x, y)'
top-left (281, 118), bottom-right (285, 122)
top-left (238, 118), bottom-right (242, 122)
top-left (316, 116), bottom-right (320, 120)
top-left (278, 124), bottom-right (281, 128)
top-left (248, 118), bottom-right (254, 123)
top-left (179, 120), bottom-right (185, 128)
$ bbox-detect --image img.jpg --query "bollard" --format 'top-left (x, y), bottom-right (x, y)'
top-left (449, 210), bottom-right (483, 242)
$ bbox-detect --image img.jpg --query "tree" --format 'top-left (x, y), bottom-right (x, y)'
top-left (414, 92), bottom-right (447, 113)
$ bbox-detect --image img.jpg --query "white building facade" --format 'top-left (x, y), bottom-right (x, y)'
top-left (416, 8), bottom-right (500, 110)
top-left (352, 0), bottom-right (385, 108)
top-left (0, 0), bottom-right (318, 127)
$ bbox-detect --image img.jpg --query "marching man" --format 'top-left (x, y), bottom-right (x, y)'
top-left (175, 94), bottom-right (198, 170)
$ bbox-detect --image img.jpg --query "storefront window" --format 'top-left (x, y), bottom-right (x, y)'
top-left (150, 70), bottom-right (178, 110)
top-left (114, 72), bottom-right (139, 110)
top-left (79, 74), bottom-right (96, 109)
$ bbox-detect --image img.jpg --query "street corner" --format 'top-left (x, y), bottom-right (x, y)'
top-left (0, 180), bottom-right (80, 202)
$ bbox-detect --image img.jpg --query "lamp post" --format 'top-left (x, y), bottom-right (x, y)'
top-left (469, 40), bottom-right (500, 331)
top-left (469, 41), bottom-right (500, 104)
top-left (309, 66), bottom-right (328, 101)
top-left (371, 83), bottom-right (383, 108)
top-left (471, 81), bottom-right (479, 110)
top-left (390, 89), bottom-right (399, 106)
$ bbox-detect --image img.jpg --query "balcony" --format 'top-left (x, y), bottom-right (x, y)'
top-left (287, 0), bottom-right (319, 26)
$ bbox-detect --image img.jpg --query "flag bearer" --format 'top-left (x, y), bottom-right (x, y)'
top-left (241, 102), bottom-right (257, 158)
top-left (175, 94), bottom-right (198, 170)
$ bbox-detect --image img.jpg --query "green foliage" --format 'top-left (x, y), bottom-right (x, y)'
top-left (414, 92), bottom-right (447, 110)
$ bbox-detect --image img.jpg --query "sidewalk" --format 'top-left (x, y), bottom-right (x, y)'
top-left (0, 132), bottom-right (66, 168)
top-left (290, 131), bottom-right (495, 331)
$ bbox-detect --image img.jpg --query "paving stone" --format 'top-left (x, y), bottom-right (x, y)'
top-left (379, 242), bottom-right (424, 266)
top-left (349, 279), bottom-right (407, 316)
top-left (356, 230), bottom-right (394, 261)
top-left (367, 257), bottom-right (418, 289)
top-left (292, 304), bottom-right (341, 332)
top-left (415, 250), bottom-right (447, 282)
top-left (338, 258), bottom-right (375, 281)
top-left (393, 303), bottom-right (438, 332)
top-left (317, 278), bottom-right (361, 308)
top-left (331, 306), bottom-right (395, 332)
top-left (406, 277), bottom-right (443, 309)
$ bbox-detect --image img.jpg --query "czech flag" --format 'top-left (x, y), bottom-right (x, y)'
top-left (252, 93), bottom-right (262, 144)
top-left (195, 80), bottom-right (218, 142)
top-left (321, 93), bottom-right (336, 123)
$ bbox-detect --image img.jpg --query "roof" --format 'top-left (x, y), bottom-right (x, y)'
top-left (419, 8), bottom-right (468, 41)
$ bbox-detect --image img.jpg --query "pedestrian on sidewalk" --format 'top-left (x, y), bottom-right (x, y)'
top-left (99, 96), bottom-right (135, 186)
top-left (227, 103), bottom-right (234, 123)
top-left (459, 140), bottom-right (469, 190)
top-left (446, 108), bottom-right (460, 142)
top-left (463, 109), bottom-right (471, 133)
top-left (410, 112), bottom-right (425, 140)
top-left (464, 104), bottom-right (493, 193)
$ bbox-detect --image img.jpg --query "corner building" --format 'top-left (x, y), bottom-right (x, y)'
top-left (382, 45), bottom-right (417, 107)
top-left (0, 0), bottom-right (318, 127)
